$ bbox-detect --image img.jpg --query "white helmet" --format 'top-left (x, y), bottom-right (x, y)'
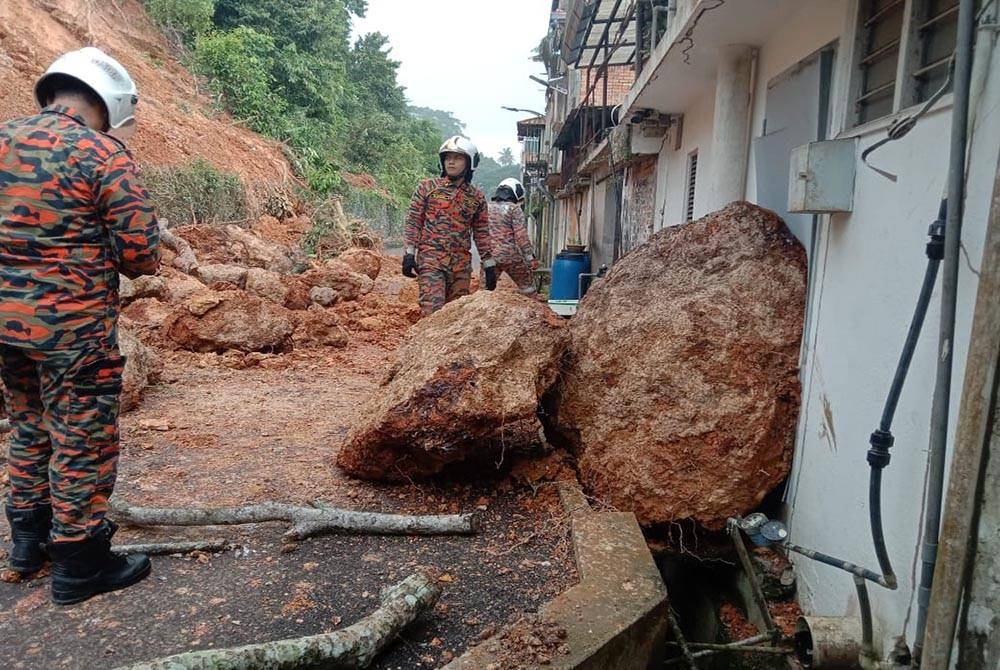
top-left (439, 135), bottom-right (480, 179)
top-left (35, 47), bottom-right (139, 131)
top-left (498, 178), bottom-right (526, 203)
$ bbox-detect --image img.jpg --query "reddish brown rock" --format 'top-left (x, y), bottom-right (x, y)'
top-left (299, 259), bottom-right (373, 304)
top-left (552, 202), bottom-right (807, 530)
top-left (336, 291), bottom-right (568, 481)
top-left (120, 327), bottom-right (162, 412)
top-left (338, 247), bottom-right (382, 280)
top-left (292, 305), bottom-right (350, 348)
top-left (162, 289), bottom-right (295, 353)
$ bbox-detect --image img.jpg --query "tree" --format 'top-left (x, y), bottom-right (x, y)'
top-left (408, 107), bottom-right (465, 140)
top-left (498, 147), bottom-right (514, 167)
top-left (472, 154), bottom-right (522, 194)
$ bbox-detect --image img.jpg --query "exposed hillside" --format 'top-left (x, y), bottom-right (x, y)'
top-left (0, 0), bottom-right (292, 186)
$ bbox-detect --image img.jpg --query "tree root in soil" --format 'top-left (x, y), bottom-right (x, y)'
top-left (110, 499), bottom-right (478, 542)
top-left (113, 572), bottom-right (442, 670)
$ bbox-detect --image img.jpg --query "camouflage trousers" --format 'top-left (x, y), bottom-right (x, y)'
top-left (1, 345), bottom-right (124, 541)
top-left (498, 261), bottom-right (538, 296)
top-left (417, 265), bottom-right (472, 316)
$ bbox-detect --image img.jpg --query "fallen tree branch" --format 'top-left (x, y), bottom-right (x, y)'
top-left (158, 218), bottom-right (199, 274)
top-left (113, 539), bottom-right (233, 556)
top-left (110, 499), bottom-right (477, 542)
top-left (114, 572), bottom-right (441, 670)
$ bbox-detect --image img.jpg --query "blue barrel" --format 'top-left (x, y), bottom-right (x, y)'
top-left (549, 250), bottom-right (591, 300)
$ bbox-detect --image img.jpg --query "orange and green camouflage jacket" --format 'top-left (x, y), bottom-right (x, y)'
top-left (0, 106), bottom-right (160, 350)
top-left (404, 177), bottom-right (493, 271)
top-left (487, 201), bottom-right (533, 265)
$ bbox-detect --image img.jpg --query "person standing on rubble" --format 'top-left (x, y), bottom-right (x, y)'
top-left (487, 178), bottom-right (538, 297)
top-left (0, 47), bottom-right (160, 605)
top-left (402, 135), bottom-right (498, 315)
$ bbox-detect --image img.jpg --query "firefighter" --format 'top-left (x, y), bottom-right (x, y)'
top-left (488, 178), bottom-right (538, 297)
top-left (403, 135), bottom-right (497, 315)
top-left (0, 47), bottom-right (160, 604)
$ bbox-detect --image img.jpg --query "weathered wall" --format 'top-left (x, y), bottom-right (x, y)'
top-left (621, 157), bottom-right (657, 255)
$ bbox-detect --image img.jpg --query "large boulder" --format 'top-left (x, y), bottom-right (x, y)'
top-left (336, 291), bottom-right (568, 481)
top-left (552, 202), bottom-right (807, 530)
top-left (162, 289), bottom-right (295, 353)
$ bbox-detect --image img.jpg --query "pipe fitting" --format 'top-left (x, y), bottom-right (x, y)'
top-left (795, 616), bottom-right (865, 669)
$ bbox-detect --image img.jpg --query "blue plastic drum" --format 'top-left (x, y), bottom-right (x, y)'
top-left (549, 250), bottom-right (591, 300)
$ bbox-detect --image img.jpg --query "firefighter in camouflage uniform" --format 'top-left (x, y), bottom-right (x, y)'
top-left (403, 136), bottom-right (497, 315)
top-left (487, 178), bottom-right (538, 297)
top-left (0, 47), bottom-right (160, 605)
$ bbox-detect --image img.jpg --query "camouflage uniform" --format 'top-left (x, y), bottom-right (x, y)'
top-left (487, 201), bottom-right (537, 295)
top-left (0, 105), bottom-right (160, 541)
top-left (405, 177), bottom-right (494, 315)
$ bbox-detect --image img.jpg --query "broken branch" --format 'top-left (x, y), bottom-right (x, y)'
top-left (110, 499), bottom-right (477, 541)
top-left (158, 218), bottom-right (199, 274)
top-left (113, 539), bottom-right (233, 556)
top-left (114, 572), bottom-right (441, 670)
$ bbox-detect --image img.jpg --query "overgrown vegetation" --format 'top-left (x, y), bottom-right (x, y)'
top-left (142, 0), bottom-right (521, 244)
top-left (143, 158), bottom-right (249, 226)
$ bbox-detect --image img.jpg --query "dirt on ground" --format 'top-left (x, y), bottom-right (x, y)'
top-left (0, 213), bottom-right (579, 668)
top-left (0, 339), bottom-right (579, 670)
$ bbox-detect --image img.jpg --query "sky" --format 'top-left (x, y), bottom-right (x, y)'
top-left (352, 0), bottom-right (551, 160)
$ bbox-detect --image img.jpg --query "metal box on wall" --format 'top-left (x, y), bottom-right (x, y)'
top-left (787, 138), bottom-right (858, 213)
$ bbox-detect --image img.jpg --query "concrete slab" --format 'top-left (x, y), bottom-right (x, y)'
top-left (443, 488), bottom-right (669, 670)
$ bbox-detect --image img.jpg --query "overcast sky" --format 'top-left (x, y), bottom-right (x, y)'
top-left (352, 1), bottom-right (551, 159)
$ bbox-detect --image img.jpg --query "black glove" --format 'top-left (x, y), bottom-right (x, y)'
top-left (402, 253), bottom-right (417, 278)
top-left (484, 265), bottom-right (498, 291)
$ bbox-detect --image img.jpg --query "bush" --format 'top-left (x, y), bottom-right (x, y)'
top-left (192, 27), bottom-right (288, 136)
top-left (144, 158), bottom-right (249, 226)
top-left (143, 0), bottom-right (215, 44)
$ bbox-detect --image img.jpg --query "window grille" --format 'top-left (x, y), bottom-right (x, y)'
top-left (685, 151), bottom-right (698, 223)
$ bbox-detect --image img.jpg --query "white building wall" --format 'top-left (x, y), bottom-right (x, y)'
top-left (643, 1), bottom-right (1000, 655)
top-left (655, 91), bottom-right (716, 228)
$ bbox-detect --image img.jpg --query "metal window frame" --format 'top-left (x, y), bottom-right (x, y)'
top-left (684, 150), bottom-right (698, 223)
top-left (901, 0), bottom-right (962, 107)
top-left (851, 0), bottom-right (908, 126)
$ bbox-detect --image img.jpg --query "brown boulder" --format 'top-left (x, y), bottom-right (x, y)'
top-left (338, 247), bottom-right (382, 280)
top-left (292, 305), bottom-right (350, 348)
top-left (120, 327), bottom-right (162, 412)
top-left (336, 291), bottom-right (567, 481)
top-left (244, 268), bottom-right (289, 305)
top-left (195, 263), bottom-right (248, 288)
top-left (552, 202), bottom-right (807, 530)
top-left (163, 289), bottom-right (295, 353)
top-left (300, 259), bottom-right (373, 303)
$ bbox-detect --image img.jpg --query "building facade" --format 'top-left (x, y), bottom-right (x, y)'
top-left (528, 0), bottom-right (1000, 664)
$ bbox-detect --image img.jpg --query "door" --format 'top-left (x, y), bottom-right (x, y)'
top-left (753, 46), bottom-right (835, 260)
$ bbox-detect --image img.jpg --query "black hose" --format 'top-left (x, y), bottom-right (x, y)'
top-left (866, 202), bottom-right (945, 590)
top-left (879, 203), bottom-right (946, 431)
top-left (855, 576), bottom-right (876, 661)
top-left (868, 468), bottom-right (898, 588)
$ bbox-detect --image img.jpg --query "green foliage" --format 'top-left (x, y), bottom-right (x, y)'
top-left (473, 154), bottom-right (523, 195)
top-left (192, 27), bottom-right (288, 136)
top-left (143, 158), bottom-right (249, 226)
top-left (152, 0), bottom-right (464, 238)
top-left (144, 0), bottom-right (215, 44)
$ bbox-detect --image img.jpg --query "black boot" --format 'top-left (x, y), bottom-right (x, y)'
top-left (4, 504), bottom-right (52, 574)
top-left (49, 520), bottom-right (151, 606)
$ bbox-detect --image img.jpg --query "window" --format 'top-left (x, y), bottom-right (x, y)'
top-left (851, 0), bottom-right (976, 126)
top-left (853, 0), bottom-right (905, 125)
top-left (684, 151), bottom-right (698, 223)
top-left (907, 0), bottom-right (960, 105)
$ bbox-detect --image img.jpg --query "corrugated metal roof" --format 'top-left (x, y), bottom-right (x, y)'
top-left (562, 0), bottom-right (636, 68)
